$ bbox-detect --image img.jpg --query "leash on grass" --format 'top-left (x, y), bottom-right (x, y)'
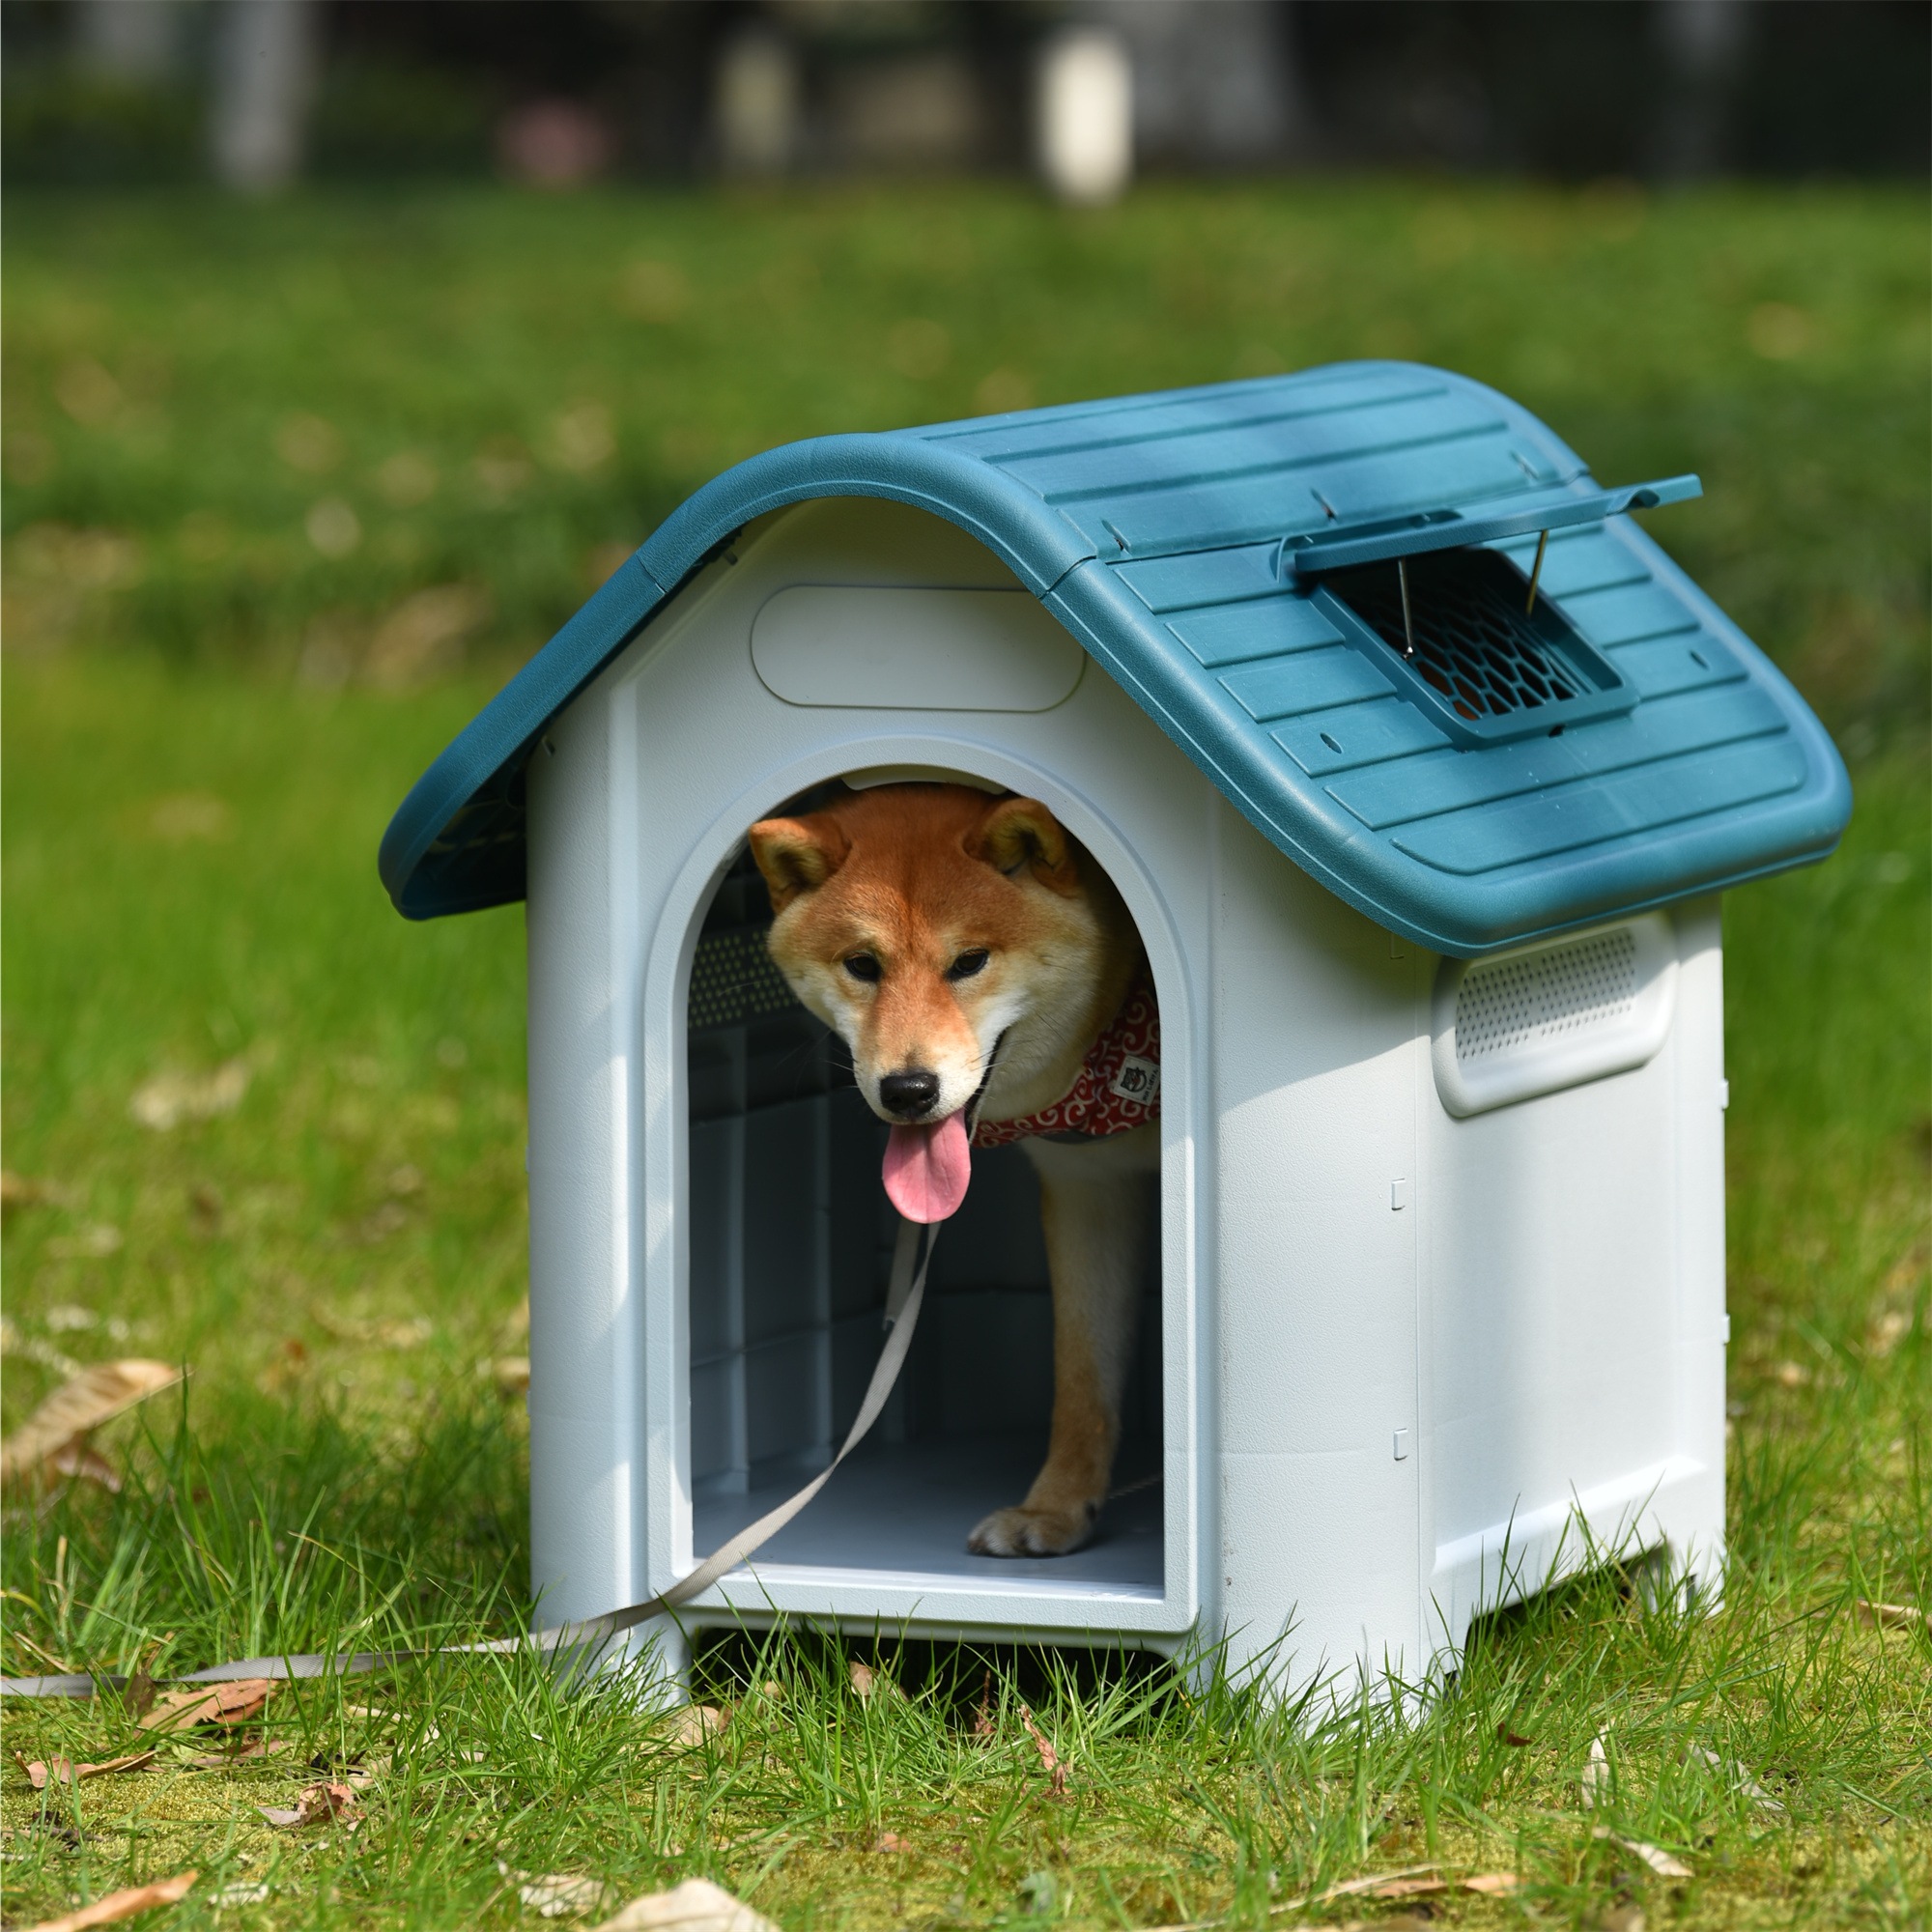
top-left (1, 1220), bottom-right (940, 1701)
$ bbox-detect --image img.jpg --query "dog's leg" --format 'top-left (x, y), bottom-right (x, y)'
top-left (969, 1127), bottom-right (1156, 1557)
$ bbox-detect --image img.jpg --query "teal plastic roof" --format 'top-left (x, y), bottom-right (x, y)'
top-left (380, 361), bottom-right (1849, 956)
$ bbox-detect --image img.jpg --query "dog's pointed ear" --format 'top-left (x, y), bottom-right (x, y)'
top-left (748, 814), bottom-right (852, 914)
top-left (968, 796), bottom-right (1079, 896)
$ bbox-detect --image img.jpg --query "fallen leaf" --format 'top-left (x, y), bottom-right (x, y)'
top-left (1855, 1598), bottom-right (1932, 1635)
top-left (592, 1878), bottom-right (781, 1932)
top-left (848, 1661), bottom-right (886, 1700)
top-left (14, 1751), bottom-right (156, 1789)
top-left (1017, 1703), bottom-right (1069, 1799)
top-left (1772, 1359), bottom-right (1810, 1388)
top-left (1495, 1721), bottom-right (1535, 1746)
top-left (872, 1832), bottom-right (912, 1853)
top-left (1461, 1872), bottom-right (1524, 1894)
top-left (1688, 1743), bottom-right (1787, 1816)
top-left (971, 1667), bottom-right (995, 1739)
top-left (139, 1678), bottom-right (274, 1734)
top-left (256, 1780), bottom-right (360, 1830)
top-left (207, 1882), bottom-right (271, 1909)
top-left (517, 1872), bottom-right (618, 1918)
top-left (662, 1703), bottom-right (726, 1748)
top-left (0, 1360), bottom-right (183, 1485)
top-left (185, 1740), bottom-right (293, 1769)
top-left (46, 1438), bottom-right (123, 1492)
top-left (1580, 1733), bottom-right (1610, 1807)
top-left (1284, 1865), bottom-right (1438, 1909)
top-left (1368, 1878), bottom-right (1446, 1899)
top-left (492, 1356), bottom-right (531, 1397)
top-left (18, 1870), bottom-right (198, 1932)
top-left (1591, 1828), bottom-right (1691, 1878)
top-left (128, 1060), bottom-right (250, 1132)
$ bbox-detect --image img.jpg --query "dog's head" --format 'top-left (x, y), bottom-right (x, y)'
top-left (748, 782), bottom-right (1107, 1127)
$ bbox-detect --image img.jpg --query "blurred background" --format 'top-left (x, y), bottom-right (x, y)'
top-left (5, 0), bottom-right (1928, 190)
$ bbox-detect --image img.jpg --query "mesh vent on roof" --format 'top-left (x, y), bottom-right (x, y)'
top-left (1326, 547), bottom-right (1587, 722)
top-left (1455, 927), bottom-right (1638, 1064)
top-left (688, 928), bottom-right (802, 1032)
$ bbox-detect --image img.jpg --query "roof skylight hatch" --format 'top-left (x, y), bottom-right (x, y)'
top-left (1314, 545), bottom-right (1632, 745)
top-left (1283, 472), bottom-right (1702, 749)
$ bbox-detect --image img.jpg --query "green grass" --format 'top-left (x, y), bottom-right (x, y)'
top-left (3, 183), bottom-right (1928, 1931)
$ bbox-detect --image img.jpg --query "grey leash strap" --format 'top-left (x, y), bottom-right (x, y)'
top-left (1, 1220), bottom-right (938, 1700)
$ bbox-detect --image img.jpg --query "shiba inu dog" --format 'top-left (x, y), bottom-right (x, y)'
top-left (749, 781), bottom-right (1159, 1558)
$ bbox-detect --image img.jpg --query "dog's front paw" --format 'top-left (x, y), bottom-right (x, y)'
top-left (968, 1500), bottom-right (1098, 1557)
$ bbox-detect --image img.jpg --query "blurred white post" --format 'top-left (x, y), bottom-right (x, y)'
top-left (210, 0), bottom-right (320, 193)
top-left (1036, 27), bottom-right (1133, 206)
top-left (715, 27), bottom-right (802, 176)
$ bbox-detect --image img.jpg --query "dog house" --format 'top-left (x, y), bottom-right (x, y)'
top-left (380, 362), bottom-right (1849, 1695)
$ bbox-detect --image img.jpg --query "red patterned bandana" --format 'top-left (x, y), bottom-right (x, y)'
top-left (972, 974), bottom-right (1160, 1147)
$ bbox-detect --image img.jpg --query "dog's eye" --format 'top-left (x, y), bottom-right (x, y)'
top-left (842, 953), bottom-right (881, 983)
top-left (947, 949), bottom-right (990, 981)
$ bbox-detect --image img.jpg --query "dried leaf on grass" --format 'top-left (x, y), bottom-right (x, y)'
top-left (508, 1870), bottom-right (618, 1919)
top-left (1017, 1703), bottom-right (1069, 1799)
top-left (185, 1740), bottom-right (293, 1770)
top-left (1688, 1743), bottom-right (1787, 1816)
top-left (1591, 1828), bottom-right (1692, 1877)
top-left (591, 1878), bottom-right (780, 1932)
top-left (662, 1704), bottom-right (727, 1748)
top-left (1579, 1733), bottom-right (1610, 1806)
top-left (1856, 1598), bottom-right (1932, 1635)
top-left (139, 1678), bottom-right (273, 1735)
top-left (256, 1780), bottom-right (361, 1830)
top-left (871, 1832), bottom-right (912, 1853)
top-left (129, 1060), bottom-right (250, 1131)
top-left (0, 1360), bottom-right (183, 1485)
top-left (14, 1751), bottom-right (156, 1790)
top-left (491, 1356), bottom-right (531, 1398)
top-left (19, 1870), bottom-right (197, 1932)
top-left (848, 1662), bottom-right (896, 1702)
top-left (46, 1438), bottom-right (125, 1491)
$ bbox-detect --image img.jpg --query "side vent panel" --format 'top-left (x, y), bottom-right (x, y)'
top-left (1432, 915), bottom-right (1677, 1117)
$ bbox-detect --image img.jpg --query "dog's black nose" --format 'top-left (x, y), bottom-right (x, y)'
top-left (879, 1068), bottom-right (941, 1119)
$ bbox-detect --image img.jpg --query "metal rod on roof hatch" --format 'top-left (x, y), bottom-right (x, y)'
top-left (1397, 557), bottom-right (1415, 657)
top-left (1524, 529), bottom-right (1549, 614)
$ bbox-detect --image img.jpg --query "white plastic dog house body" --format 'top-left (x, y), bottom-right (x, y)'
top-left (522, 496), bottom-right (1726, 1693)
top-left (382, 366), bottom-right (1848, 1698)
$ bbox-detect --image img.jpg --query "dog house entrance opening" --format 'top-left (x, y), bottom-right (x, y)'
top-left (683, 810), bottom-right (1163, 1592)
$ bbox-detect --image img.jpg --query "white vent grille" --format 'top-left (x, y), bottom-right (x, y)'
top-left (1455, 928), bottom-right (1639, 1064)
top-left (1432, 915), bottom-right (1676, 1118)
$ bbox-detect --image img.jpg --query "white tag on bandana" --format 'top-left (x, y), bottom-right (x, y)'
top-left (1108, 1053), bottom-right (1160, 1108)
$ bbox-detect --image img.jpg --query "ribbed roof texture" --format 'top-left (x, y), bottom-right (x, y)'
top-left (380, 362), bottom-right (1848, 954)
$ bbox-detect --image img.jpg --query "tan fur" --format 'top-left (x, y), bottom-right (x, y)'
top-left (747, 782), bottom-right (1153, 1556)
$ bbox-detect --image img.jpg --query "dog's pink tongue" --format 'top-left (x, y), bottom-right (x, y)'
top-left (882, 1112), bottom-right (972, 1224)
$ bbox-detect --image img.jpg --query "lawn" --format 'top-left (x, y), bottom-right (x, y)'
top-left (2, 182), bottom-right (1927, 1931)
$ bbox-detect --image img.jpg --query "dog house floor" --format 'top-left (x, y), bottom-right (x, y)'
top-left (694, 1435), bottom-right (1164, 1593)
